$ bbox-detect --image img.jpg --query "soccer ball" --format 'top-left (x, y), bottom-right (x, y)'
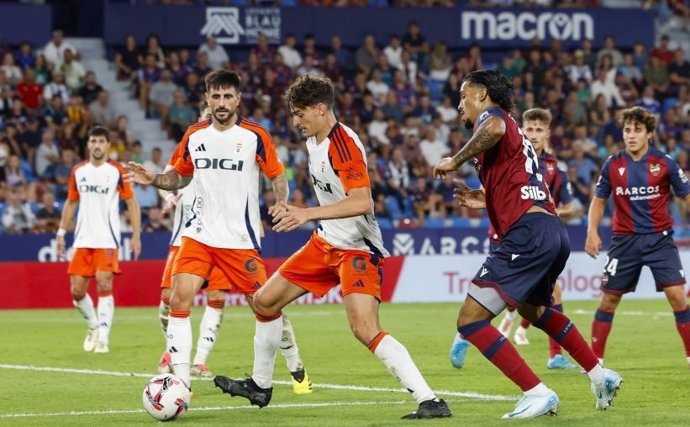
top-left (142, 374), bottom-right (190, 421)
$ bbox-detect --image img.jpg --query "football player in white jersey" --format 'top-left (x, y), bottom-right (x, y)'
top-left (57, 125), bottom-right (142, 354)
top-left (213, 74), bottom-right (452, 419)
top-left (125, 70), bottom-right (296, 393)
top-left (155, 109), bottom-right (311, 393)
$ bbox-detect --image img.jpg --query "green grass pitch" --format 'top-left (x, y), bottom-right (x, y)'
top-left (1, 300), bottom-right (689, 426)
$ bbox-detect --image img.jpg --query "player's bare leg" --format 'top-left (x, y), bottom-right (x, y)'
top-left (591, 291), bottom-right (622, 365)
top-left (94, 270), bottom-right (114, 353)
top-left (214, 273), bottom-right (306, 408)
top-left (663, 285), bottom-right (690, 369)
top-left (191, 289), bottom-right (226, 377)
top-left (158, 287), bottom-right (172, 373)
top-left (71, 275), bottom-right (99, 352)
top-left (344, 293), bottom-right (451, 419)
top-left (168, 272), bottom-right (206, 389)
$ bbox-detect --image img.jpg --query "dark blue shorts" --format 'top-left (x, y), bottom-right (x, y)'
top-left (472, 212), bottom-right (570, 309)
top-left (602, 231), bottom-right (686, 294)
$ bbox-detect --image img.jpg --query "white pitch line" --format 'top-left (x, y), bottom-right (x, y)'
top-left (0, 364), bottom-right (514, 402)
top-left (0, 399), bottom-right (446, 418)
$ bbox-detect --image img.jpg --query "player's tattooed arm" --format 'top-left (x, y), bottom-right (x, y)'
top-left (152, 169), bottom-right (192, 190)
top-left (272, 173), bottom-right (289, 204)
top-left (450, 115), bottom-right (506, 168)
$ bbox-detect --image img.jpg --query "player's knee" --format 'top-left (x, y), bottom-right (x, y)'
top-left (349, 323), bottom-right (378, 346)
top-left (71, 289), bottom-right (87, 301)
top-left (169, 292), bottom-right (192, 311)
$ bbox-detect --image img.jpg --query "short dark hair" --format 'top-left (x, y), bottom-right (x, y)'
top-left (204, 70), bottom-right (241, 93)
top-left (283, 74), bottom-right (335, 111)
top-left (88, 125), bottom-right (110, 141)
top-left (463, 70), bottom-right (514, 112)
top-left (620, 106), bottom-right (656, 133)
top-left (522, 108), bottom-right (552, 125)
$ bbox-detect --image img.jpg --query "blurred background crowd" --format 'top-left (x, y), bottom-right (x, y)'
top-left (1, 0), bottom-right (690, 235)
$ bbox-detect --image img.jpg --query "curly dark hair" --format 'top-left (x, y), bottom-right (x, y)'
top-left (283, 74), bottom-right (335, 111)
top-left (88, 125), bottom-right (110, 141)
top-left (619, 106), bottom-right (656, 133)
top-left (463, 70), bottom-right (514, 112)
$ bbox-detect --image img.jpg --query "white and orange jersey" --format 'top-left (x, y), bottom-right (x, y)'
top-left (67, 160), bottom-right (134, 249)
top-left (173, 117), bottom-right (283, 249)
top-left (306, 122), bottom-right (389, 257)
top-left (166, 141), bottom-right (196, 247)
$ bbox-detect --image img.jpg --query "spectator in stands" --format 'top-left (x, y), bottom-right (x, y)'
top-left (1, 52), bottom-right (22, 86)
top-left (34, 191), bottom-right (60, 233)
top-left (114, 34), bottom-right (141, 81)
top-left (566, 49), bottom-right (593, 85)
top-left (644, 55), bottom-right (670, 99)
top-left (382, 91), bottom-right (404, 123)
top-left (137, 53), bottom-right (162, 112)
top-left (374, 53), bottom-right (395, 87)
top-left (596, 35), bottom-right (624, 68)
top-left (143, 206), bottom-right (169, 232)
top-left (46, 147), bottom-right (77, 200)
top-left (2, 154), bottom-right (30, 187)
top-left (302, 33), bottom-right (320, 66)
top-left (144, 33), bottom-right (166, 69)
top-left (356, 34), bottom-right (379, 74)
top-left (60, 48), bottom-right (85, 91)
top-left (42, 71), bottom-right (70, 104)
top-left (278, 33), bottom-right (302, 70)
top-left (149, 68), bottom-right (178, 125)
top-left (254, 33), bottom-right (275, 66)
top-left (42, 29), bottom-right (77, 69)
top-left (429, 41), bottom-right (451, 81)
top-left (198, 35), bottom-right (229, 71)
top-left (134, 181), bottom-right (159, 217)
top-left (1, 184), bottom-right (34, 234)
top-left (366, 69), bottom-right (390, 105)
top-left (89, 90), bottom-right (116, 128)
top-left (16, 68), bottom-right (42, 111)
top-left (618, 52), bottom-right (644, 89)
top-left (143, 146), bottom-right (164, 174)
top-left (387, 146), bottom-right (410, 211)
top-left (411, 95), bottom-right (439, 125)
top-left (77, 71), bottom-right (103, 106)
top-left (651, 35), bottom-right (675, 66)
top-left (419, 126), bottom-right (448, 168)
top-left (66, 93), bottom-right (87, 126)
top-left (35, 128), bottom-right (60, 178)
top-left (44, 94), bottom-right (68, 130)
top-left (402, 20), bottom-right (430, 72)
top-left (591, 68), bottom-right (625, 108)
top-left (637, 84), bottom-right (662, 115)
top-left (668, 49), bottom-right (690, 97)
top-left (33, 54), bottom-right (52, 86)
top-left (15, 41), bottom-right (36, 70)
top-left (167, 89), bottom-right (196, 141)
top-left (328, 35), bottom-right (352, 70)
top-left (383, 35), bottom-right (403, 71)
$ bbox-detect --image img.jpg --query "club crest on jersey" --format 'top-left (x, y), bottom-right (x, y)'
top-left (618, 167), bottom-right (625, 176)
top-left (321, 161), bottom-right (326, 174)
top-left (235, 141), bottom-right (243, 153)
top-left (649, 163), bottom-right (660, 176)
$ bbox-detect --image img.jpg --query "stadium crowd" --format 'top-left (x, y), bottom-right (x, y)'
top-left (1, 3), bottom-right (690, 234)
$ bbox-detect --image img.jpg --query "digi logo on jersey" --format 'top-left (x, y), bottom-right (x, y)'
top-left (194, 158), bottom-right (244, 171)
top-left (78, 184), bottom-right (110, 194)
top-left (311, 175), bottom-right (333, 194)
top-left (520, 185), bottom-right (546, 201)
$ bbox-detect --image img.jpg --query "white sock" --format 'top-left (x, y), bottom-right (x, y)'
top-left (524, 382), bottom-right (550, 396)
top-left (168, 316), bottom-right (192, 388)
top-left (74, 294), bottom-right (98, 329)
top-left (280, 314), bottom-right (304, 372)
top-left (252, 316), bottom-right (283, 389)
top-left (505, 310), bottom-right (517, 321)
top-left (515, 326), bottom-right (528, 335)
top-left (193, 306), bottom-right (223, 366)
top-left (159, 299), bottom-right (170, 341)
top-left (97, 295), bottom-right (114, 345)
top-left (587, 363), bottom-right (605, 385)
top-left (374, 334), bottom-right (435, 404)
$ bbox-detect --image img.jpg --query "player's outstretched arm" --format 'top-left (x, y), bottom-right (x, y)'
top-left (125, 197), bottom-right (142, 260)
top-left (56, 200), bottom-right (78, 260)
top-left (585, 196), bottom-right (606, 258)
top-left (271, 187), bottom-right (372, 233)
top-left (126, 162), bottom-right (191, 191)
top-left (433, 115), bottom-right (506, 178)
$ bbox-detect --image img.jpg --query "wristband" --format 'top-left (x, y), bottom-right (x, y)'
top-left (57, 228), bottom-right (66, 237)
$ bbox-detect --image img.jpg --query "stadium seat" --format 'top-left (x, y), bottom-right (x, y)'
top-left (426, 79), bottom-right (445, 104)
top-left (451, 216), bottom-right (471, 228)
top-left (424, 217), bottom-right (445, 229)
top-left (384, 196), bottom-right (404, 219)
top-left (662, 98), bottom-right (678, 113)
top-left (376, 217), bottom-right (393, 229)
